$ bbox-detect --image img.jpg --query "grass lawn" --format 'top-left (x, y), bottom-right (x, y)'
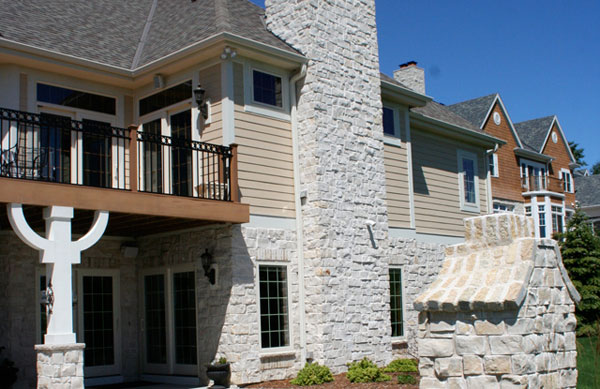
top-left (577, 337), bottom-right (599, 388)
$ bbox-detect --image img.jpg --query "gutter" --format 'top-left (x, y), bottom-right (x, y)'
top-left (290, 63), bottom-right (307, 363)
top-left (410, 112), bottom-right (505, 148)
top-left (513, 148), bottom-right (554, 163)
top-left (380, 80), bottom-right (431, 107)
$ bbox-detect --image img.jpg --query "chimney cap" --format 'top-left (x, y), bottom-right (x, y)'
top-left (399, 61), bottom-right (418, 68)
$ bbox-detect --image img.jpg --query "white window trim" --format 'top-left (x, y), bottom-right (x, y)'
top-left (244, 63), bottom-right (290, 121)
top-left (256, 261), bottom-right (293, 355)
top-left (457, 150), bottom-right (480, 213)
top-left (139, 263), bottom-right (199, 376)
top-left (489, 153), bottom-right (499, 178)
top-left (382, 104), bottom-right (402, 147)
top-left (560, 168), bottom-right (574, 193)
top-left (389, 266), bottom-right (407, 341)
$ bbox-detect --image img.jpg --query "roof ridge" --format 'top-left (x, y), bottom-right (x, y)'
top-left (514, 115), bottom-right (555, 126)
top-left (447, 93), bottom-right (497, 107)
top-left (215, 0), bottom-right (232, 32)
top-left (131, 0), bottom-right (158, 70)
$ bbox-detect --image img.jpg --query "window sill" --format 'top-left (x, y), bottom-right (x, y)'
top-left (460, 203), bottom-right (481, 213)
top-left (383, 136), bottom-right (402, 147)
top-left (245, 103), bottom-right (290, 122)
top-left (259, 348), bottom-right (297, 359)
top-left (391, 338), bottom-right (407, 345)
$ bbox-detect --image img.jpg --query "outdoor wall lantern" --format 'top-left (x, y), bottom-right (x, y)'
top-left (193, 84), bottom-right (209, 120)
top-left (201, 249), bottom-right (216, 285)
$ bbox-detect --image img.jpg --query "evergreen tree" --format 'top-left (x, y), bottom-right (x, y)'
top-left (557, 206), bottom-right (600, 336)
top-left (569, 141), bottom-right (586, 167)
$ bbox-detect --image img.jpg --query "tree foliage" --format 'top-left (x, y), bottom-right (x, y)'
top-left (557, 206), bottom-right (600, 335)
top-left (569, 141), bottom-right (586, 167)
top-left (593, 161), bottom-right (600, 175)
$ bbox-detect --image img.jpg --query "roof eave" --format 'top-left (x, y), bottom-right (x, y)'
top-left (410, 112), bottom-right (505, 148)
top-left (381, 80), bottom-right (431, 107)
top-left (513, 147), bottom-right (554, 163)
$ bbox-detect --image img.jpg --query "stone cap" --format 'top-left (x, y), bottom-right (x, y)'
top-left (463, 213), bottom-right (535, 248)
top-left (35, 343), bottom-right (85, 352)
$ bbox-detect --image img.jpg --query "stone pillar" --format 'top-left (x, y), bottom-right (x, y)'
top-left (35, 344), bottom-right (84, 389)
top-left (266, 0), bottom-right (391, 370)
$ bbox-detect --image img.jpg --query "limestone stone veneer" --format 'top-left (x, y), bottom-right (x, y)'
top-left (415, 213), bottom-right (580, 388)
top-left (35, 343), bottom-right (84, 389)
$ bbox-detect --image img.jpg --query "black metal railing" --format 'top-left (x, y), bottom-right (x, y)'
top-left (0, 108), bottom-right (129, 188)
top-left (136, 131), bottom-right (233, 201)
top-left (0, 107), bottom-right (236, 202)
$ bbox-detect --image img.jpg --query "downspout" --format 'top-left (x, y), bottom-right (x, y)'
top-left (290, 64), bottom-right (307, 362)
top-left (486, 143), bottom-right (499, 214)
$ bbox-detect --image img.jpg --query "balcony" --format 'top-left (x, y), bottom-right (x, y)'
top-left (521, 175), bottom-right (565, 194)
top-left (0, 108), bottom-right (249, 235)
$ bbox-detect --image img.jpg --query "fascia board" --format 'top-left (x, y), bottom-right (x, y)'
top-left (410, 112), bottom-right (505, 148)
top-left (381, 80), bottom-right (431, 107)
top-left (478, 94), bottom-right (524, 148)
top-left (513, 147), bottom-right (554, 163)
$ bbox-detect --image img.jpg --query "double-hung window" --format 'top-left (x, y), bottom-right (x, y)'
top-left (488, 153), bottom-right (499, 177)
top-left (259, 265), bottom-right (289, 349)
top-left (551, 205), bottom-right (564, 234)
top-left (389, 268), bottom-right (404, 338)
top-left (538, 205), bottom-right (547, 238)
top-left (457, 150), bottom-right (480, 213)
top-left (560, 169), bottom-right (573, 193)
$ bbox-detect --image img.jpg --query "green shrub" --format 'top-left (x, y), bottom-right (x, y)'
top-left (346, 357), bottom-right (391, 383)
top-left (397, 374), bottom-right (417, 385)
top-left (383, 358), bottom-right (418, 373)
top-left (290, 362), bottom-right (334, 386)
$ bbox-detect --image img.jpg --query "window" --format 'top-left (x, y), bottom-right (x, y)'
top-left (37, 83), bottom-right (116, 115)
top-left (551, 205), bottom-right (564, 234)
top-left (389, 268), bottom-right (404, 337)
top-left (253, 70), bottom-right (282, 107)
top-left (383, 107), bottom-right (396, 136)
top-left (525, 206), bottom-right (532, 216)
top-left (493, 203), bottom-right (513, 213)
top-left (560, 169), bottom-right (573, 193)
top-left (538, 205), bottom-right (546, 238)
top-left (488, 153), bottom-right (499, 177)
top-left (139, 81), bottom-right (192, 117)
top-left (520, 161), bottom-right (546, 191)
top-left (259, 265), bottom-right (289, 349)
top-left (457, 150), bottom-right (479, 212)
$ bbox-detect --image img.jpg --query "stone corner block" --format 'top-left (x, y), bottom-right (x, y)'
top-left (418, 338), bottom-right (455, 358)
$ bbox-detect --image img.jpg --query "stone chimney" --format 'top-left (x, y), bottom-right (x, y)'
top-left (265, 0), bottom-right (391, 371)
top-left (393, 61), bottom-right (425, 94)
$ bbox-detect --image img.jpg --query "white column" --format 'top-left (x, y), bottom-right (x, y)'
top-left (7, 203), bottom-right (109, 344)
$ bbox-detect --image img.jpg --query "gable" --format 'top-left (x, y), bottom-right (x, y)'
top-left (481, 100), bottom-right (519, 147)
top-left (541, 121), bottom-right (576, 166)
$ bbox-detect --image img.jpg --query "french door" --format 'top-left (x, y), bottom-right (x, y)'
top-left (77, 270), bottom-right (121, 377)
top-left (142, 267), bottom-right (198, 376)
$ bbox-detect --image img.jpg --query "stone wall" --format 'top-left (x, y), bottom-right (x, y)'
top-left (265, 0), bottom-right (392, 371)
top-left (388, 238), bottom-right (445, 357)
top-left (415, 214), bottom-right (580, 388)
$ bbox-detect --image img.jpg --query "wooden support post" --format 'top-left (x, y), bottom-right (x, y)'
top-left (230, 144), bottom-right (239, 202)
top-left (128, 126), bottom-right (138, 192)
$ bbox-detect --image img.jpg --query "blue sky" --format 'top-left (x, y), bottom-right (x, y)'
top-left (251, 0), bottom-right (600, 169)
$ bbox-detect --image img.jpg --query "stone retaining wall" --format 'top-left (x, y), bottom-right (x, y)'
top-left (415, 214), bottom-right (580, 388)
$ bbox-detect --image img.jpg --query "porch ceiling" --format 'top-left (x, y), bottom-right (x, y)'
top-left (0, 204), bottom-right (218, 237)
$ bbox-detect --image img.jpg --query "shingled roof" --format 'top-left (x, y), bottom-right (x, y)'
top-left (575, 175), bottom-right (600, 207)
top-left (514, 116), bottom-right (555, 152)
top-left (412, 101), bottom-right (482, 132)
top-left (447, 94), bottom-right (497, 128)
top-left (0, 0), bottom-right (298, 70)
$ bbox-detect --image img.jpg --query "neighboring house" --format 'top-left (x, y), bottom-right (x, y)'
top-left (574, 174), bottom-right (600, 233)
top-left (0, 1), bottom-right (500, 388)
top-left (448, 94), bottom-right (577, 238)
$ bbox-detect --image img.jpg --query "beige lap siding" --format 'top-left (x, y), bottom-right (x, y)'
top-left (411, 130), bottom-right (488, 237)
top-left (234, 108), bottom-right (295, 218)
top-left (384, 143), bottom-right (411, 228)
top-left (200, 64), bottom-right (223, 144)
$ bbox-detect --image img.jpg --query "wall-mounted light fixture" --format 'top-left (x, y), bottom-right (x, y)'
top-left (201, 249), bottom-right (216, 285)
top-left (193, 84), bottom-right (209, 120)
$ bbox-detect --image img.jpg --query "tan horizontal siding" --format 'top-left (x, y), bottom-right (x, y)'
top-left (202, 101), bottom-right (222, 144)
top-left (384, 143), bottom-right (411, 229)
top-left (411, 129), bottom-right (489, 237)
top-left (234, 104), bottom-right (295, 216)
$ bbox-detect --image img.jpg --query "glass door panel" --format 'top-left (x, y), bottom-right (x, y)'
top-left (170, 110), bottom-right (192, 196)
top-left (39, 113), bottom-right (71, 183)
top-left (144, 274), bottom-right (167, 367)
top-left (142, 119), bottom-right (163, 193)
top-left (173, 271), bottom-right (197, 367)
top-left (82, 119), bottom-right (112, 187)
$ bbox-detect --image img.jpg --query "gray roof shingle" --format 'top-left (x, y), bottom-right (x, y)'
top-left (514, 116), bottom-right (555, 153)
top-left (575, 175), bottom-right (600, 207)
top-left (447, 94), bottom-right (497, 128)
top-left (412, 101), bottom-right (482, 132)
top-left (0, 0), bottom-right (298, 70)
top-left (380, 73), bottom-right (410, 89)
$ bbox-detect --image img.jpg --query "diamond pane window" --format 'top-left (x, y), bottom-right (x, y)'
top-left (259, 265), bottom-right (289, 348)
top-left (389, 268), bottom-right (404, 337)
